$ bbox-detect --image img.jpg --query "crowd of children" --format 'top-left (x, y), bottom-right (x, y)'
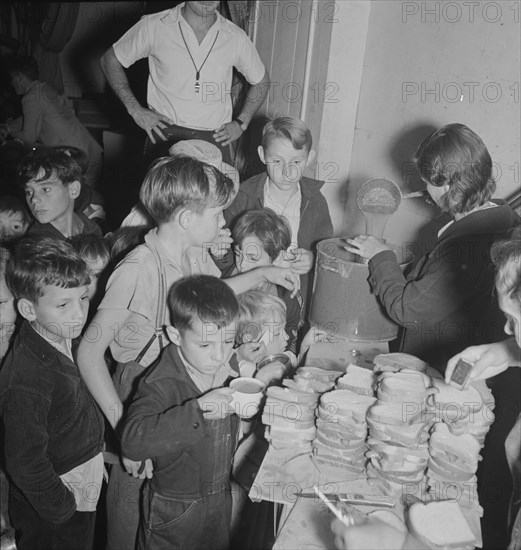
top-left (1, 113), bottom-right (518, 550)
top-left (0, 115), bottom-right (332, 550)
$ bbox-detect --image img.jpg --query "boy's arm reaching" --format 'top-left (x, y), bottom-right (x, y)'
top-left (78, 307), bottom-right (131, 429)
top-left (1, 390), bottom-right (77, 523)
top-left (224, 266), bottom-right (299, 297)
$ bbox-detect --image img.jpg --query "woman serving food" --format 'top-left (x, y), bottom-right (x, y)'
top-left (345, 123), bottom-right (519, 371)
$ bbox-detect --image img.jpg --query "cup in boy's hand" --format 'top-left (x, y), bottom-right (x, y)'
top-left (197, 387), bottom-right (234, 420)
top-left (229, 377), bottom-right (266, 419)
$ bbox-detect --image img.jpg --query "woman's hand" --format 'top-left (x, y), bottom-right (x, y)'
top-left (445, 339), bottom-right (519, 387)
top-left (344, 235), bottom-right (391, 260)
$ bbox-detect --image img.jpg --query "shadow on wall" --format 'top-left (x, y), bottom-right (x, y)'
top-left (388, 122), bottom-right (438, 192)
top-left (341, 122), bottom-right (448, 257)
top-left (66, 8), bottom-right (148, 130)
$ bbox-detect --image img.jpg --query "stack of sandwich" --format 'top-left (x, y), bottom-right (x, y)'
top-left (290, 365), bottom-right (341, 393)
top-left (312, 364), bottom-right (377, 475)
top-left (426, 378), bottom-right (495, 509)
top-left (262, 385), bottom-right (319, 453)
top-left (365, 353), bottom-right (434, 493)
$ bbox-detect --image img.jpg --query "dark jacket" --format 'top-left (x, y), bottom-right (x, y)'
top-left (0, 322), bottom-right (105, 523)
top-left (26, 212), bottom-right (102, 240)
top-left (121, 344), bottom-right (240, 499)
top-left (222, 173), bottom-right (334, 309)
top-left (368, 200), bottom-right (519, 370)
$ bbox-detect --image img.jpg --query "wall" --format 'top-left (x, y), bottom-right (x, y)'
top-left (342, 0), bottom-right (521, 250)
top-left (60, 2), bottom-right (142, 98)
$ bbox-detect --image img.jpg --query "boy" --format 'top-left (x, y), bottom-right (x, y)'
top-left (224, 116), bottom-right (333, 312)
top-left (70, 233), bottom-right (111, 312)
top-left (0, 238), bottom-right (105, 550)
top-left (121, 275), bottom-right (241, 550)
top-left (235, 290), bottom-right (292, 379)
top-left (77, 155), bottom-right (297, 550)
top-left (0, 195), bottom-right (30, 242)
top-left (232, 208), bottom-right (304, 355)
top-left (19, 147), bottom-right (102, 239)
top-left (54, 145), bottom-right (107, 229)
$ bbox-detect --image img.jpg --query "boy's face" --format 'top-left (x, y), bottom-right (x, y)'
top-left (188, 205), bottom-right (225, 247)
top-left (85, 256), bottom-right (109, 301)
top-left (499, 292), bottom-right (521, 348)
top-left (0, 211), bottom-right (29, 241)
top-left (235, 235), bottom-right (274, 274)
top-left (168, 318), bottom-right (236, 375)
top-left (262, 314), bottom-right (289, 356)
top-left (0, 276), bottom-right (17, 359)
top-left (24, 170), bottom-right (79, 226)
top-left (19, 284), bottom-right (89, 344)
top-left (258, 138), bottom-right (313, 192)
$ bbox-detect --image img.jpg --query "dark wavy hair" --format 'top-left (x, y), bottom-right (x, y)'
top-left (413, 123), bottom-right (496, 216)
top-left (18, 147), bottom-right (83, 188)
top-left (232, 208), bottom-right (291, 262)
top-left (6, 237), bottom-right (89, 303)
top-left (167, 275), bottom-right (239, 333)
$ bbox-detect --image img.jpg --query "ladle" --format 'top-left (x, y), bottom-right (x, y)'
top-left (357, 177), bottom-right (425, 239)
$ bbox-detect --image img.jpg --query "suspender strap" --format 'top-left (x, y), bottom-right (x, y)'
top-left (135, 244), bottom-right (168, 365)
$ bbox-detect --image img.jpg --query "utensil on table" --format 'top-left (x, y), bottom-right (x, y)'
top-left (297, 491), bottom-right (395, 508)
top-left (312, 485), bottom-right (367, 527)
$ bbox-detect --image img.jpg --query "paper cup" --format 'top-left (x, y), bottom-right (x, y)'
top-left (229, 377), bottom-right (266, 419)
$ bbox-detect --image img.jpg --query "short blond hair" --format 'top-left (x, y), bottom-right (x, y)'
top-left (236, 290), bottom-right (286, 345)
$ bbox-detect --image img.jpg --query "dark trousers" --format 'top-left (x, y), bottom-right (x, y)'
top-left (138, 484), bottom-right (231, 550)
top-left (9, 490), bottom-right (96, 550)
top-left (143, 123), bottom-right (234, 172)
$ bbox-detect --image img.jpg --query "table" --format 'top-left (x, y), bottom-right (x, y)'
top-left (250, 340), bottom-right (484, 549)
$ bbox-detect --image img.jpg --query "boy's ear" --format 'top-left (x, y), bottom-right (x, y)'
top-left (68, 180), bottom-right (81, 199)
top-left (178, 208), bottom-right (192, 230)
top-left (165, 325), bottom-right (181, 346)
top-left (306, 149), bottom-right (316, 165)
top-left (17, 298), bottom-right (36, 321)
top-left (257, 146), bottom-right (266, 165)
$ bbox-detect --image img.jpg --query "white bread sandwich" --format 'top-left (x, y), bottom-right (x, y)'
top-left (408, 500), bottom-right (476, 548)
top-left (336, 364), bottom-right (376, 396)
top-left (373, 352), bottom-right (428, 374)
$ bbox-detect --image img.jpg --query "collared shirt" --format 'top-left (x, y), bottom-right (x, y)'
top-left (99, 228), bottom-right (220, 366)
top-left (178, 347), bottom-right (233, 393)
top-left (263, 177), bottom-right (302, 250)
top-left (113, 3), bottom-right (265, 130)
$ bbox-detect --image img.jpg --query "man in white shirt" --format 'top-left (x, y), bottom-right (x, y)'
top-left (100, 1), bottom-right (270, 166)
